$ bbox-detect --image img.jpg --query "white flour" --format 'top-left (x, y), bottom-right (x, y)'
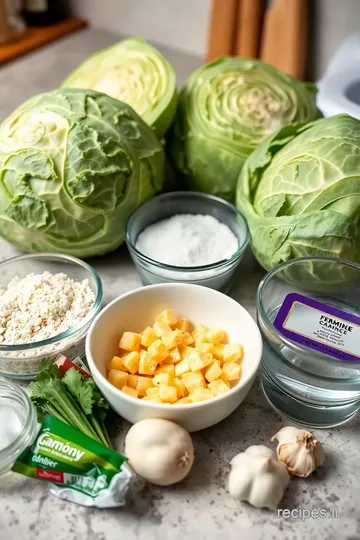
top-left (136, 214), bottom-right (239, 267)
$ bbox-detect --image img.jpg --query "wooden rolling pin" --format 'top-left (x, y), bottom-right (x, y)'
top-left (261, 0), bottom-right (308, 79)
top-left (206, 0), bottom-right (238, 62)
top-left (235, 0), bottom-right (265, 58)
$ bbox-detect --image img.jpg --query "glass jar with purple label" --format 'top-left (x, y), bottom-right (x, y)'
top-left (257, 256), bottom-right (360, 428)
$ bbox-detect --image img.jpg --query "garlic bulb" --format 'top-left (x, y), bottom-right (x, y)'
top-left (228, 445), bottom-right (289, 510)
top-left (271, 426), bottom-right (325, 478)
top-left (124, 418), bottom-right (194, 486)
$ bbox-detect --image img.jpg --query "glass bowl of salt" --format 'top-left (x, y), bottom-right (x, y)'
top-left (125, 191), bottom-right (249, 293)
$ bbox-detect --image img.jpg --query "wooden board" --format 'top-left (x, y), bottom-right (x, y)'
top-left (0, 17), bottom-right (87, 67)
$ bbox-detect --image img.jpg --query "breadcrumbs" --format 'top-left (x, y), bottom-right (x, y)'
top-left (0, 272), bottom-right (95, 345)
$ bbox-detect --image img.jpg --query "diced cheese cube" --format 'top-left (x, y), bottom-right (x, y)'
top-left (156, 309), bottom-right (177, 326)
top-left (179, 345), bottom-right (193, 360)
top-left (142, 396), bottom-right (162, 402)
top-left (189, 388), bottom-right (214, 402)
top-left (192, 325), bottom-right (209, 342)
top-left (205, 328), bottom-right (225, 344)
top-left (107, 356), bottom-right (124, 371)
top-left (188, 350), bottom-right (213, 372)
top-left (138, 350), bottom-right (158, 375)
top-left (175, 318), bottom-right (191, 333)
top-left (122, 351), bottom-right (140, 374)
top-left (174, 357), bottom-right (190, 377)
top-left (127, 373), bottom-right (140, 389)
top-left (119, 332), bottom-right (141, 352)
top-left (159, 385), bottom-right (178, 403)
top-left (147, 339), bottom-right (168, 362)
top-left (213, 343), bottom-right (225, 360)
top-left (141, 326), bottom-right (158, 348)
top-left (172, 377), bottom-right (188, 398)
top-left (146, 387), bottom-right (160, 398)
top-left (205, 361), bottom-right (222, 383)
top-left (154, 364), bottom-right (175, 378)
top-left (182, 331), bottom-right (194, 345)
top-left (223, 343), bottom-right (244, 363)
top-left (182, 371), bottom-right (206, 392)
top-left (161, 329), bottom-right (183, 349)
top-left (153, 321), bottom-right (172, 338)
top-left (208, 379), bottom-right (230, 396)
top-left (107, 369), bottom-right (128, 390)
top-left (136, 376), bottom-right (154, 397)
top-left (121, 386), bottom-right (139, 398)
top-left (177, 397), bottom-right (192, 405)
top-left (153, 373), bottom-right (171, 386)
top-left (196, 342), bottom-right (214, 355)
top-left (222, 361), bottom-right (241, 381)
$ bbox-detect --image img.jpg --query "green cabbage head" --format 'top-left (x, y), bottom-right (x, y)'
top-left (62, 37), bottom-right (177, 139)
top-left (236, 114), bottom-right (360, 271)
top-left (168, 57), bottom-right (320, 202)
top-left (0, 88), bottom-right (164, 257)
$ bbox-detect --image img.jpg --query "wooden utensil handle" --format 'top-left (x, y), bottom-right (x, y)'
top-left (235, 0), bottom-right (265, 58)
top-left (206, 0), bottom-right (238, 62)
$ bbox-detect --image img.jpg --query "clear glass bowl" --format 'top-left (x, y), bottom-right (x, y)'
top-left (0, 253), bottom-right (103, 380)
top-left (125, 192), bottom-right (249, 293)
top-left (257, 256), bottom-right (360, 428)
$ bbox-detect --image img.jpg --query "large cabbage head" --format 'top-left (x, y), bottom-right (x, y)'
top-left (0, 88), bottom-right (164, 257)
top-left (236, 114), bottom-right (360, 271)
top-left (62, 37), bottom-right (177, 139)
top-left (168, 57), bottom-right (319, 202)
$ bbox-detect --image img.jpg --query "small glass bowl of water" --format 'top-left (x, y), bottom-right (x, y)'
top-left (257, 256), bottom-right (360, 428)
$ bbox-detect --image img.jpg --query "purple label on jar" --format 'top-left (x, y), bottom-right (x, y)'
top-left (274, 293), bottom-right (360, 362)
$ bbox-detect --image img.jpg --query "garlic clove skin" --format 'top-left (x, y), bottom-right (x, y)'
top-left (271, 426), bottom-right (325, 478)
top-left (229, 445), bottom-right (289, 510)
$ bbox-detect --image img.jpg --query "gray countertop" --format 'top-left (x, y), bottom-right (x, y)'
top-left (0, 28), bottom-right (359, 540)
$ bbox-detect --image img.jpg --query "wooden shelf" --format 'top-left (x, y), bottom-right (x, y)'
top-left (0, 16), bottom-right (87, 67)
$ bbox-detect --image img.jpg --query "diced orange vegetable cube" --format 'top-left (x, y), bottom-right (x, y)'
top-left (175, 318), bottom-right (191, 333)
top-left (107, 356), bottom-right (124, 371)
top-left (188, 350), bottom-right (213, 372)
top-left (223, 344), bottom-right (244, 363)
top-left (168, 347), bottom-right (181, 363)
top-left (192, 325), bottom-right (209, 341)
top-left (222, 362), bottom-right (241, 381)
top-left (119, 331), bottom-right (141, 352)
top-left (136, 376), bottom-right (154, 397)
top-left (205, 328), bottom-right (225, 344)
top-left (179, 345), bottom-right (193, 360)
top-left (174, 357), bottom-right (190, 377)
top-left (180, 331), bottom-right (193, 346)
top-left (196, 342), bottom-right (214, 355)
top-left (153, 321), bottom-right (172, 338)
top-left (177, 397), bottom-right (192, 404)
top-left (141, 326), bottom-right (158, 348)
top-left (121, 386), bottom-right (139, 398)
top-left (189, 388), bottom-right (214, 402)
top-left (153, 373), bottom-right (171, 386)
top-left (148, 339), bottom-right (169, 362)
top-left (182, 371), bottom-right (206, 392)
top-left (159, 385), bottom-right (178, 403)
top-left (122, 351), bottom-right (140, 374)
top-left (213, 343), bottom-right (225, 360)
top-left (138, 350), bottom-right (158, 375)
top-left (127, 373), bottom-right (140, 389)
top-left (161, 329), bottom-right (183, 349)
top-left (172, 377), bottom-right (188, 398)
top-left (156, 309), bottom-right (177, 326)
top-left (205, 361), bottom-right (222, 383)
top-left (154, 364), bottom-right (175, 378)
top-left (107, 369), bottom-right (128, 390)
top-left (208, 379), bottom-right (230, 396)
top-left (146, 387), bottom-right (160, 398)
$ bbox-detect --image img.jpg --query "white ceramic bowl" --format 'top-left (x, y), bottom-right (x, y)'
top-left (86, 283), bottom-right (262, 432)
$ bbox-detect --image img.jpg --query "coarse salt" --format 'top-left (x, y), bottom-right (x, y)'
top-left (135, 214), bottom-right (239, 267)
top-left (0, 271), bottom-right (95, 345)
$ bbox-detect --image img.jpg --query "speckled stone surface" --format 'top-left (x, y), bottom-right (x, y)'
top-left (0, 28), bottom-right (360, 540)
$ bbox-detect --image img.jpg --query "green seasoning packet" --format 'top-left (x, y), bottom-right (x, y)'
top-left (12, 416), bottom-right (132, 508)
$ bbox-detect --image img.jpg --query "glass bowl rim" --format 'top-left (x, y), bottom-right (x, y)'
top-left (256, 255), bottom-right (360, 367)
top-left (0, 253), bottom-right (103, 352)
top-left (125, 191), bottom-right (250, 272)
